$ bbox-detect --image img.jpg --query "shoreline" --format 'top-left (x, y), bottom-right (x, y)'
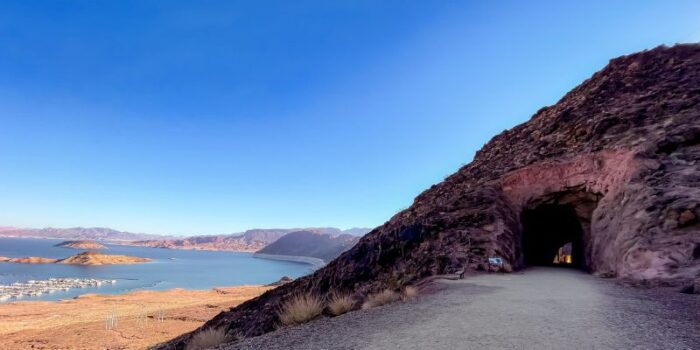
top-left (253, 253), bottom-right (326, 269)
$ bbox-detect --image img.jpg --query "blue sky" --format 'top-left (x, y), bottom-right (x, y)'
top-left (0, 1), bottom-right (698, 236)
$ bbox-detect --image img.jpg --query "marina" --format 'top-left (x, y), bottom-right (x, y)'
top-left (0, 278), bottom-right (116, 302)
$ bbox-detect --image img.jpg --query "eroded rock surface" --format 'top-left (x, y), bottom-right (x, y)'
top-left (159, 44), bottom-right (700, 349)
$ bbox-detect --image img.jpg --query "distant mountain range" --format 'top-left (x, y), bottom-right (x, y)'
top-left (0, 226), bottom-right (372, 255)
top-left (255, 231), bottom-right (360, 262)
top-left (126, 227), bottom-right (370, 252)
top-left (0, 227), bottom-right (170, 241)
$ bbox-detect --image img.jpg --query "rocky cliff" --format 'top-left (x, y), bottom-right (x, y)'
top-left (160, 44), bottom-right (700, 348)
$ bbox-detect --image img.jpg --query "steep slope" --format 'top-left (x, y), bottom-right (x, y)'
top-left (161, 44), bottom-right (700, 348)
top-left (255, 231), bottom-right (360, 262)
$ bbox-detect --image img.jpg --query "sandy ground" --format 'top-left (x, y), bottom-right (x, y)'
top-left (0, 285), bottom-right (270, 350)
top-left (221, 268), bottom-right (700, 350)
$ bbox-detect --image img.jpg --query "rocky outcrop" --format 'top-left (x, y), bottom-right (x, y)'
top-left (159, 44), bottom-right (700, 348)
top-left (55, 240), bottom-right (107, 250)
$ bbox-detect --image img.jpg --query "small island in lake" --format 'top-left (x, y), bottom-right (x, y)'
top-left (0, 251), bottom-right (151, 266)
top-left (55, 240), bottom-right (107, 250)
top-left (0, 256), bottom-right (59, 264)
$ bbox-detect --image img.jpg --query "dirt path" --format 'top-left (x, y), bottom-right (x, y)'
top-left (222, 268), bottom-right (699, 349)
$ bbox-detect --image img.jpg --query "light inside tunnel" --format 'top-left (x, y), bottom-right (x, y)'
top-left (553, 243), bottom-right (573, 265)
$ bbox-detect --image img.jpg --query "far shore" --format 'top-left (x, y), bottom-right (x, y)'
top-left (0, 284), bottom-right (271, 350)
top-left (253, 253), bottom-right (326, 269)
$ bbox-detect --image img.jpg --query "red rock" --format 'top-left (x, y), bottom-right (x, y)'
top-left (158, 44), bottom-right (700, 349)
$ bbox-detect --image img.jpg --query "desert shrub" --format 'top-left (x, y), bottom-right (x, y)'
top-left (327, 292), bottom-right (355, 316)
top-left (185, 327), bottom-right (228, 350)
top-left (361, 289), bottom-right (401, 310)
top-left (403, 286), bottom-right (419, 300)
top-left (278, 293), bottom-right (324, 325)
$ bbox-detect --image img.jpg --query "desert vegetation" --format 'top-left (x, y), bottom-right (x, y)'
top-left (185, 327), bottom-right (229, 350)
top-left (327, 292), bottom-right (355, 316)
top-left (277, 293), bottom-right (324, 326)
top-left (403, 286), bottom-right (419, 300)
top-left (361, 289), bottom-right (401, 310)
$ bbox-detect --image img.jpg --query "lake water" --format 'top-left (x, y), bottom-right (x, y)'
top-left (0, 237), bottom-right (312, 302)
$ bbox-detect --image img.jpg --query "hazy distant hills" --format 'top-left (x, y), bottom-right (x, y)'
top-left (0, 227), bottom-right (170, 242)
top-left (256, 231), bottom-right (360, 262)
top-left (0, 226), bottom-right (372, 257)
top-left (127, 227), bottom-right (371, 252)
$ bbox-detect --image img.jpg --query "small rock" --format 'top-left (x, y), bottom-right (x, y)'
top-left (678, 210), bottom-right (696, 226)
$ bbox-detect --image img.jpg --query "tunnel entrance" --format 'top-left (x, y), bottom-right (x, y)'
top-left (520, 189), bottom-right (600, 270)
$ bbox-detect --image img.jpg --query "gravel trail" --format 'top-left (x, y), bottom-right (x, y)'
top-left (219, 268), bottom-right (699, 350)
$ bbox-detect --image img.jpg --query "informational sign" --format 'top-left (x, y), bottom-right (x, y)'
top-left (488, 257), bottom-right (503, 266)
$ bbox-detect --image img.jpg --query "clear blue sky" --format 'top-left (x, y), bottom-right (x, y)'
top-left (0, 1), bottom-right (698, 235)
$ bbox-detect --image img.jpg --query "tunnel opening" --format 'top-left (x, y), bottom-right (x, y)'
top-left (520, 189), bottom-right (600, 271)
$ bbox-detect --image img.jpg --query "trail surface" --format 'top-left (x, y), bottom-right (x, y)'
top-left (221, 268), bottom-right (699, 350)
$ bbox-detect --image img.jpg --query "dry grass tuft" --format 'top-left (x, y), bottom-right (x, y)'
top-left (361, 289), bottom-right (401, 310)
top-left (403, 286), bottom-right (419, 300)
top-left (327, 292), bottom-right (355, 316)
top-left (278, 293), bottom-right (324, 326)
top-left (185, 327), bottom-right (228, 350)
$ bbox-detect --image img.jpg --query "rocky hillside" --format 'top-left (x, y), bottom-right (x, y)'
top-left (0, 227), bottom-right (167, 241)
top-left (160, 44), bottom-right (700, 349)
top-left (127, 227), bottom-right (369, 252)
top-left (255, 231), bottom-right (360, 262)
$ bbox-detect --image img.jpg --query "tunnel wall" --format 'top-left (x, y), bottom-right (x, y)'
top-left (497, 150), bottom-right (637, 274)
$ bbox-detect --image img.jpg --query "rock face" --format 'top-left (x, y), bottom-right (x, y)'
top-left (255, 231), bottom-right (360, 262)
top-left (55, 240), bottom-right (106, 250)
top-left (160, 45), bottom-right (700, 348)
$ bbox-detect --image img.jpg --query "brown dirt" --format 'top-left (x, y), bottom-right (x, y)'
top-left (0, 285), bottom-right (270, 350)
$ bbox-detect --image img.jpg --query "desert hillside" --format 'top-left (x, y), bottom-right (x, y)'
top-left (159, 44), bottom-right (700, 349)
top-left (0, 286), bottom-right (269, 350)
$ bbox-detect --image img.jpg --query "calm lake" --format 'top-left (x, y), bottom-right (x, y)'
top-left (0, 237), bottom-right (312, 302)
